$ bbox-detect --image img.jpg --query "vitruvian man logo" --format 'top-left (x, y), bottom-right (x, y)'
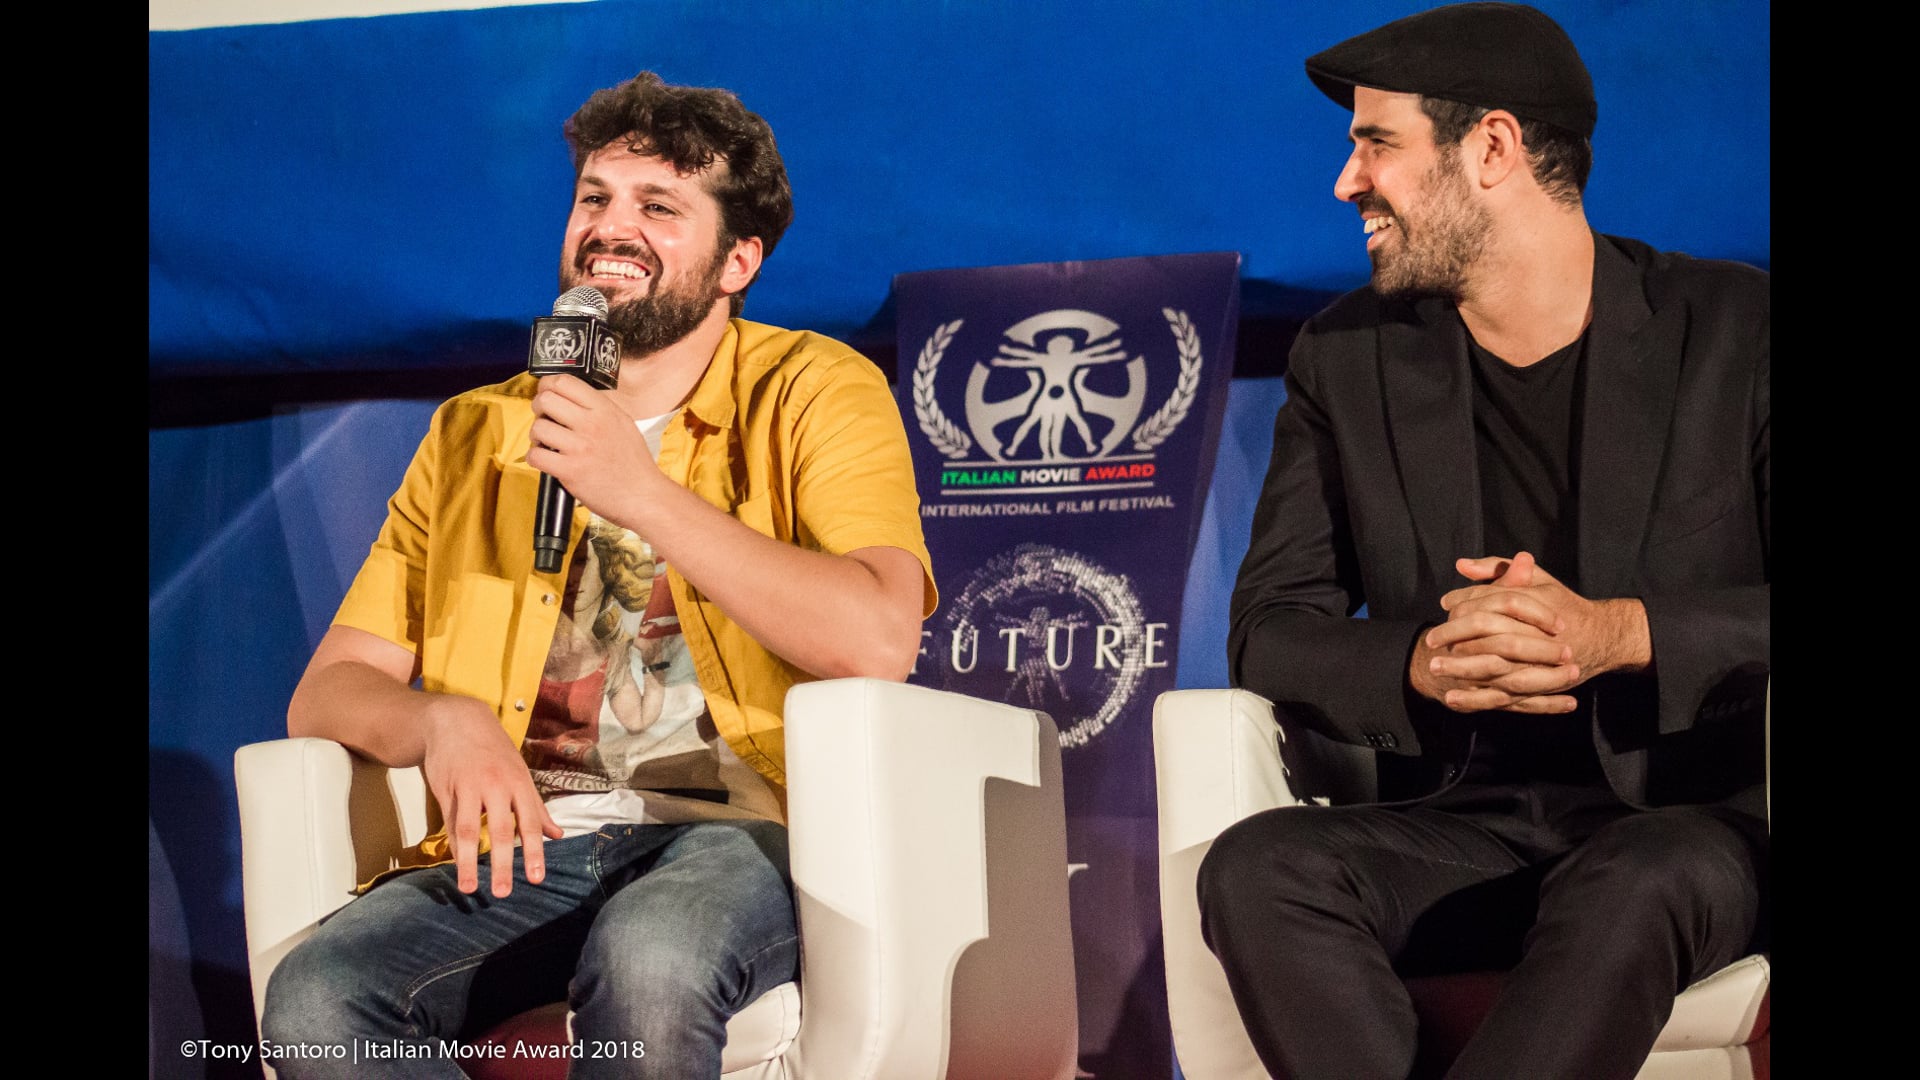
top-left (913, 308), bottom-right (1204, 464)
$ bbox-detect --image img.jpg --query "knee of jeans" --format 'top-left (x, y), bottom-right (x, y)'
top-left (573, 931), bottom-right (750, 1033)
top-left (261, 939), bottom-right (366, 1046)
top-left (580, 905), bottom-right (757, 993)
top-left (576, 901), bottom-right (796, 1017)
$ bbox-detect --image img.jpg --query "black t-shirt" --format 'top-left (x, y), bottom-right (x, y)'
top-left (1456, 327), bottom-right (1607, 790)
top-left (1471, 333), bottom-right (1581, 579)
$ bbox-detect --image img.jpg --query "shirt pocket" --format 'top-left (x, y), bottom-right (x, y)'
top-left (423, 572), bottom-right (514, 708)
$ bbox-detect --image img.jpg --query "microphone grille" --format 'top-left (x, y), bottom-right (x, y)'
top-left (552, 286), bottom-right (609, 319)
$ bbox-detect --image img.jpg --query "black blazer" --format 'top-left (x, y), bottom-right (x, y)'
top-left (1227, 234), bottom-right (1769, 814)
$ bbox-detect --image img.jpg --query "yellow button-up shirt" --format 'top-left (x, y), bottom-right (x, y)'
top-left (334, 320), bottom-right (935, 865)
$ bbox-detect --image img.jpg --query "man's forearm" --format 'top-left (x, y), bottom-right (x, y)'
top-left (1591, 598), bottom-right (1653, 677)
top-left (287, 627), bottom-right (488, 767)
top-left (605, 480), bottom-right (924, 681)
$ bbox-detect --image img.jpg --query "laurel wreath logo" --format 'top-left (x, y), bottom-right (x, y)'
top-left (913, 319), bottom-right (974, 459)
top-left (1131, 308), bottom-right (1203, 451)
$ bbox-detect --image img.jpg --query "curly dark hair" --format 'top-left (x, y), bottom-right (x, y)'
top-left (1420, 97), bottom-right (1590, 208)
top-left (564, 72), bottom-right (794, 314)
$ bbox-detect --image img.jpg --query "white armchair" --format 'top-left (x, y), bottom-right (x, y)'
top-left (1151, 688), bottom-right (1769, 1080)
top-left (236, 678), bottom-right (1079, 1080)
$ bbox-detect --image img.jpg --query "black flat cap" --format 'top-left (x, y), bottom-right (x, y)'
top-left (1305, 2), bottom-right (1596, 138)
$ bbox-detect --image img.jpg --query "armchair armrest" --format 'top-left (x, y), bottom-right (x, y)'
top-left (1153, 689), bottom-right (1298, 856)
top-left (1151, 688), bottom-right (1300, 1080)
top-left (233, 738), bottom-right (435, 1026)
top-left (781, 678), bottom-right (1077, 1080)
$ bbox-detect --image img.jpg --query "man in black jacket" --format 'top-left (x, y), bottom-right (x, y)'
top-left (1197, 5), bottom-right (1768, 1077)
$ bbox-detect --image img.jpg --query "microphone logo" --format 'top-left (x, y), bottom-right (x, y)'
top-left (527, 286), bottom-right (619, 390)
top-left (594, 328), bottom-right (620, 382)
top-left (533, 324), bottom-right (586, 363)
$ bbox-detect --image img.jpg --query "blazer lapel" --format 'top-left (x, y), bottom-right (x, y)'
top-left (1379, 299), bottom-right (1480, 600)
top-left (1576, 236), bottom-right (1685, 598)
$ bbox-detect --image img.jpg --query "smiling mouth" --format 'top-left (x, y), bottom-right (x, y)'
top-left (1363, 215), bottom-right (1397, 236)
top-left (585, 257), bottom-right (651, 281)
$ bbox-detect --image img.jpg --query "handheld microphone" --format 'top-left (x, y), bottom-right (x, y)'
top-left (527, 286), bottom-right (619, 572)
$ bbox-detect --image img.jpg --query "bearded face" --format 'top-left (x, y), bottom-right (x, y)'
top-left (558, 145), bottom-right (744, 360)
top-left (1360, 142), bottom-right (1492, 302)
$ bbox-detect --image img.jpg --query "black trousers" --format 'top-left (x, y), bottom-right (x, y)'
top-left (1195, 786), bottom-right (1767, 1080)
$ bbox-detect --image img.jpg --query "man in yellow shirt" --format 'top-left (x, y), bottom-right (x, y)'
top-left (261, 71), bottom-right (935, 1079)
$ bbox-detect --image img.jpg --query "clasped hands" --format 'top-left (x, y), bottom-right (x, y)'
top-left (1411, 551), bottom-right (1648, 715)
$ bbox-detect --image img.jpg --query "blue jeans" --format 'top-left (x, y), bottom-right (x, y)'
top-left (263, 819), bottom-right (798, 1079)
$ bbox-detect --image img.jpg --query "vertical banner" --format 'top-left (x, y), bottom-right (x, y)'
top-left (895, 252), bottom-right (1240, 1078)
